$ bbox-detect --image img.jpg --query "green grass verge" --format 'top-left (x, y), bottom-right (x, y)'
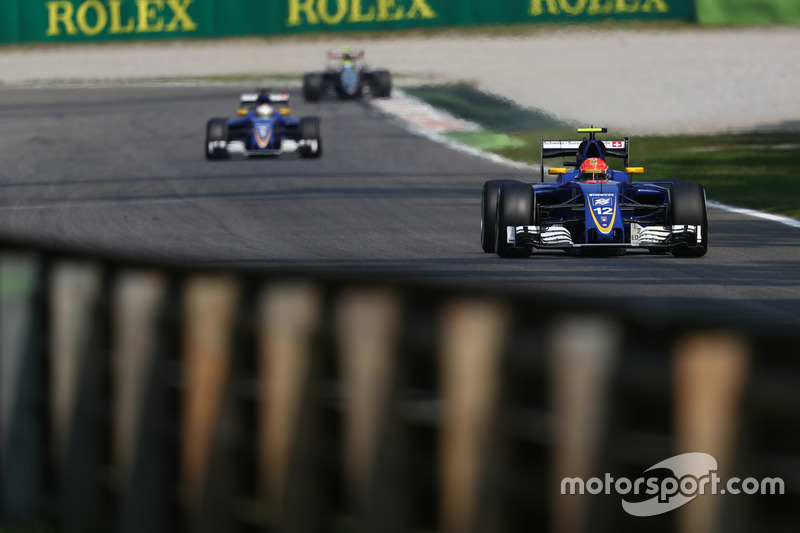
top-left (494, 132), bottom-right (800, 219)
top-left (634, 135), bottom-right (800, 219)
top-left (406, 85), bottom-right (800, 220)
top-left (405, 84), bottom-right (571, 132)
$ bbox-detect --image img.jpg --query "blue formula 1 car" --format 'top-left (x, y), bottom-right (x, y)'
top-left (481, 128), bottom-right (708, 257)
top-left (205, 91), bottom-right (322, 160)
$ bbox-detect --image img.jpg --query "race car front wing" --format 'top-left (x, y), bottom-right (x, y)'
top-left (508, 223), bottom-right (703, 249)
top-left (208, 139), bottom-right (319, 157)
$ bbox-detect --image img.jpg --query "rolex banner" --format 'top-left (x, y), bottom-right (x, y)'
top-left (1, 0), bottom-right (696, 44)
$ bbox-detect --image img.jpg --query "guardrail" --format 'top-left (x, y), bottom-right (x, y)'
top-left (0, 240), bottom-right (797, 533)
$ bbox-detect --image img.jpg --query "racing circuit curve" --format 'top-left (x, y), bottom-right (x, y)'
top-left (0, 85), bottom-right (799, 326)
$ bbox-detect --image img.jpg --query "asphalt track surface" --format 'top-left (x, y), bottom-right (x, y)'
top-left (1, 85), bottom-right (799, 326)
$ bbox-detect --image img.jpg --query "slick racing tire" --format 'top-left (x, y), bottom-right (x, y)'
top-left (303, 73), bottom-right (324, 102)
top-left (374, 70), bottom-right (392, 98)
top-left (481, 179), bottom-right (515, 253)
top-left (299, 117), bottom-right (322, 159)
top-left (495, 181), bottom-right (535, 258)
top-left (670, 181), bottom-right (708, 257)
top-left (205, 118), bottom-right (229, 160)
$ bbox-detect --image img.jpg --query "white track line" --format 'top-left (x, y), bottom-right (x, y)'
top-left (372, 89), bottom-right (800, 229)
top-left (707, 201), bottom-right (800, 229)
top-left (371, 89), bottom-right (536, 172)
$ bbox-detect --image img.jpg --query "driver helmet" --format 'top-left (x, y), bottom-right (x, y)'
top-left (255, 94), bottom-right (273, 117)
top-left (341, 46), bottom-right (355, 66)
top-left (580, 158), bottom-right (610, 181)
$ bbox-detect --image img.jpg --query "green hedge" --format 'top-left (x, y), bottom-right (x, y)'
top-left (697, 0), bottom-right (800, 25)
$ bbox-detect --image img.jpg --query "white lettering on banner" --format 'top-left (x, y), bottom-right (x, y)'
top-left (46, 0), bottom-right (197, 37)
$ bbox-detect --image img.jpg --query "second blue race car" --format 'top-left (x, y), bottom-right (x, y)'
top-left (481, 128), bottom-right (708, 257)
top-left (205, 90), bottom-right (322, 160)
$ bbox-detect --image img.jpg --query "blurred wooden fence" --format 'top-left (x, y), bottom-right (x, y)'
top-left (0, 246), bottom-right (797, 533)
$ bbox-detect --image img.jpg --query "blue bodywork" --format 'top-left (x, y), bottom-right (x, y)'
top-left (496, 128), bottom-right (707, 254)
top-left (223, 110), bottom-right (303, 155)
top-left (532, 165), bottom-right (670, 247)
top-left (339, 63), bottom-right (361, 96)
top-left (206, 91), bottom-right (321, 160)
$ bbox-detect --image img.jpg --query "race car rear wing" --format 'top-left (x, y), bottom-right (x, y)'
top-left (540, 128), bottom-right (629, 182)
top-left (239, 92), bottom-right (290, 107)
top-left (328, 49), bottom-right (364, 60)
top-left (238, 91), bottom-right (291, 115)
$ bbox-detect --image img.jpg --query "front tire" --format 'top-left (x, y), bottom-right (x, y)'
top-left (299, 117), bottom-right (322, 159)
top-left (303, 73), bottom-right (324, 102)
top-left (670, 181), bottom-right (708, 257)
top-left (373, 70), bottom-right (392, 98)
top-left (495, 182), bottom-right (535, 258)
top-left (205, 118), bottom-right (228, 160)
top-left (481, 180), bottom-right (516, 253)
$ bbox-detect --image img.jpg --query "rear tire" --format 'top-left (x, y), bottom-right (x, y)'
top-left (670, 181), bottom-right (708, 257)
top-left (299, 117), bottom-right (322, 159)
top-left (205, 118), bottom-right (228, 160)
top-left (303, 73), bottom-right (323, 102)
top-left (495, 182), bottom-right (535, 258)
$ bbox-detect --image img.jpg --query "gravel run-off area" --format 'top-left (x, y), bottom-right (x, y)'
top-left (2, 27), bottom-right (800, 135)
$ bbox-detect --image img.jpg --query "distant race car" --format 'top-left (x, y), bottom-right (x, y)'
top-left (481, 128), bottom-right (708, 257)
top-left (302, 48), bottom-right (392, 102)
top-left (205, 90), bottom-right (322, 160)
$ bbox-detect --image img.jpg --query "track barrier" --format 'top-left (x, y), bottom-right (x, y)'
top-left (1, 240), bottom-right (797, 533)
